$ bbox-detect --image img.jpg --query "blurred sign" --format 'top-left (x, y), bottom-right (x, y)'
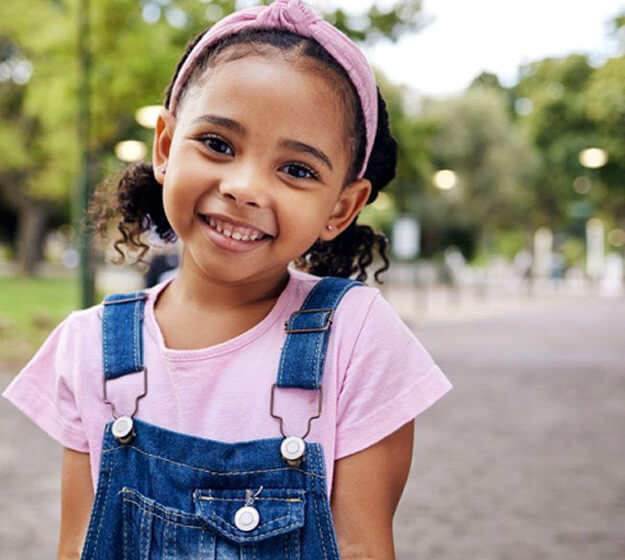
top-left (392, 216), bottom-right (420, 260)
top-left (533, 227), bottom-right (553, 277)
top-left (586, 218), bottom-right (605, 281)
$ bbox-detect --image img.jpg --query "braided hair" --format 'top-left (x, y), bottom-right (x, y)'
top-left (88, 28), bottom-right (398, 283)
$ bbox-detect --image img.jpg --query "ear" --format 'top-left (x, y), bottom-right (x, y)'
top-left (319, 178), bottom-right (372, 242)
top-left (152, 107), bottom-right (177, 185)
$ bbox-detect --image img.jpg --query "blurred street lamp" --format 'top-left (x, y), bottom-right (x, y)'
top-left (433, 169), bottom-right (457, 190)
top-left (579, 148), bottom-right (608, 169)
top-left (115, 140), bottom-right (147, 162)
top-left (135, 105), bottom-right (162, 129)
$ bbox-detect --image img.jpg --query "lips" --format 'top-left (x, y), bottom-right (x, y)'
top-left (198, 214), bottom-right (273, 254)
top-left (199, 212), bottom-right (274, 238)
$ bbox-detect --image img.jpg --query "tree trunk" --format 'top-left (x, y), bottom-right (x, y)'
top-left (0, 177), bottom-right (55, 276)
top-left (15, 201), bottom-right (52, 276)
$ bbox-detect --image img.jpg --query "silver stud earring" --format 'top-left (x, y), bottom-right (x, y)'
top-left (326, 225), bottom-right (334, 230)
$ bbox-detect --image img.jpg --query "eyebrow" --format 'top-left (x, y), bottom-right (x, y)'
top-left (191, 114), bottom-right (334, 171)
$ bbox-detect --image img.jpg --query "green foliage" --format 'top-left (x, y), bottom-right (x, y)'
top-left (0, 0), bottom-right (427, 216)
top-left (510, 54), bottom-right (625, 227)
top-left (419, 86), bottom-right (539, 236)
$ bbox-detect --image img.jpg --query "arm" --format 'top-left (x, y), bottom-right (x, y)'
top-left (330, 419), bottom-right (414, 560)
top-left (56, 448), bottom-right (94, 560)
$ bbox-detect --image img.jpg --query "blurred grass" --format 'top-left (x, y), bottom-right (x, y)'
top-left (0, 276), bottom-right (85, 373)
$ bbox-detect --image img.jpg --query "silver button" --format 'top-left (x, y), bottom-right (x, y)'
top-left (112, 416), bottom-right (134, 442)
top-left (234, 505), bottom-right (260, 531)
top-left (281, 436), bottom-right (305, 461)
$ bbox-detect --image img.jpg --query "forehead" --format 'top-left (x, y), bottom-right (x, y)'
top-left (177, 54), bottom-right (349, 164)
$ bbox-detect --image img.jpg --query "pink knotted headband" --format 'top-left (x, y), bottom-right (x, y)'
top-left (168, 0), bottom-right (378, 180)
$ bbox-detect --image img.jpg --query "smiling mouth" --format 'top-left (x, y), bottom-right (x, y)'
top-left (198, 214), bottom-right (273, 242)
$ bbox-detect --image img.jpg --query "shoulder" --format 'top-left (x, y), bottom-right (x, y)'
top-left (287, 267), bottom-right (381, 322)
top-left (287, 268), bottom-right (395, 354)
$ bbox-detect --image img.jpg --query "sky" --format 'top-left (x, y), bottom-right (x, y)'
top-left (333, 0), bottom-right (624, 98)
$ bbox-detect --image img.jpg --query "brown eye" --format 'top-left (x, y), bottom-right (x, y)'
top-left (282, 162), bottom-right (319, 180)
top-left (200, 135), bottom-right (233, 156)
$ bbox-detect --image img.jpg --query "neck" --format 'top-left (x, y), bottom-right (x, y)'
top-left (159, 252), bottom-right (291, 312)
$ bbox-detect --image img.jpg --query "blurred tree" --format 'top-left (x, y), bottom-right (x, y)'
top-left (375, 71), bottom-right (438, 214)
top-left (582, 55), bottom-right (625, 223)
top-left (0, 0), bottom-right (427, 276)
top-left (417, 85), bottom-right (539, 258)
top-left (510, 55), bottom-right (597, 229)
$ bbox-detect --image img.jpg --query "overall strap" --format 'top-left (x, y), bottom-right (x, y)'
top-left (276, 276), bottom-right (363, 390)
top-left (102, 291), bottom-right (149, 380)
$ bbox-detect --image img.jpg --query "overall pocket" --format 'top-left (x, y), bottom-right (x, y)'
top-left (194, 487), bottom-right (306, 560)
top-left (120, 487), bottom-right (215, 560)
top-left (120, 486), bottom-right (306, 560)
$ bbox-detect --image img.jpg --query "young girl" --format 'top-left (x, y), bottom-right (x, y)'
top-left (2, 1), bottom-right (452, 558)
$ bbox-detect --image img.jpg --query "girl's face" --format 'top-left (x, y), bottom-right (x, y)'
top-left (153, 53), bottom-right (371, 286)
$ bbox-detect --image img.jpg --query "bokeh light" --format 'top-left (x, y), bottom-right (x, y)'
top-left (579, 148), bottom-right (608, 169)
top-left (115, 140), bottom-right (147, 162)
top-left (135, 105), bottom-right (162, 129)
top-left (433, 169), bottom-right (457, 190)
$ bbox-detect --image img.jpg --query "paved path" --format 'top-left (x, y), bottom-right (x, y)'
top-left (1, 295), bottom-right (624, 559)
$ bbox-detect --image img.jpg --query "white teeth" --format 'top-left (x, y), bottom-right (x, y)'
top-left (205, 215), bottom-right (265, 242)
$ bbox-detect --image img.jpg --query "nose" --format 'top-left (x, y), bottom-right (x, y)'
top-left (218, 166), bottom-right (270, 208)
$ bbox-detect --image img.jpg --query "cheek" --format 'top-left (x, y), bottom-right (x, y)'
top-left (276, 194), bottom-right (332, 239)
top-left (161, 177), bottom-right (196, 231)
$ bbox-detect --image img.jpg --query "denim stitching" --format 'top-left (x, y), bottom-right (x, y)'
top-left (163, 509), bottom-right (170, 559)
top-left (123, 497), bottom-right (301, 540)
top-left (121, 489), bottom-right (199, 522)
top-left (122, 499), bottom-right (128, 560)
top-left (202, 514), bottom-right (302, 541)
top-left (198, 496), bottom-right (303, 503)
top-left (103, 445), bottom-right (325, 479)
top-left (122, 488), bottom-right (301, 533)
top-left (169, 509), bottom-right (178, 560)
top-left (313, 281), bottom-right (354, 388)
top-left (123, 498), bottom-right (204, 528)
top-left (296, 525), bottom-right (301, 560)
top-left (314, 447), bottom-right (332, 560)
top-left (315, 448), bottom-right (341, 560)
top-left (103, 302), bottom-right (109, 377)
top-left (89, 451), bottom-right (113, 559)
top-left (81, 459), bottom-right (108, 558)
top-left (319, 490), bottom-right (340, 559)
top-left (199, 528), bottom-right (206, 560)
top-left (204, 509), bottom-right (293, 532)
top-left (133, 298), bottom-right (139, 371)
top-left (278, 278), bottom-right (324, 386)
top-left (311, 491), bottom-right (329, 560)
top-left (141, 499), bottom-right (152, 559)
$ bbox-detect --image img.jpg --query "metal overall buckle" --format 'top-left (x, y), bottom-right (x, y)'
top-left (102, 368), bottom-right (148, 445)
top-left (270, 383), bottom-right (322, 467)
top-left (284, 307), bottom-right (335, 333)
top-left (102, 293), bottom-right (149, 444)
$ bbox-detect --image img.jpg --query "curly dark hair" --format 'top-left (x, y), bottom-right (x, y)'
top-left (88, 27), bottom-right (398, 283)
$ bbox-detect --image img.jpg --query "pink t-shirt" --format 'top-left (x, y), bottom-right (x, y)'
top-left (2, 266), bottom-right (452, 498)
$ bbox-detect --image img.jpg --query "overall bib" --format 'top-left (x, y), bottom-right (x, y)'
top-left (80, 275), bottom-right (362, 560)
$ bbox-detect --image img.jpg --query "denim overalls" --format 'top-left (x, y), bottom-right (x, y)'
top-left (79, 275), bottom-right (362, 560)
